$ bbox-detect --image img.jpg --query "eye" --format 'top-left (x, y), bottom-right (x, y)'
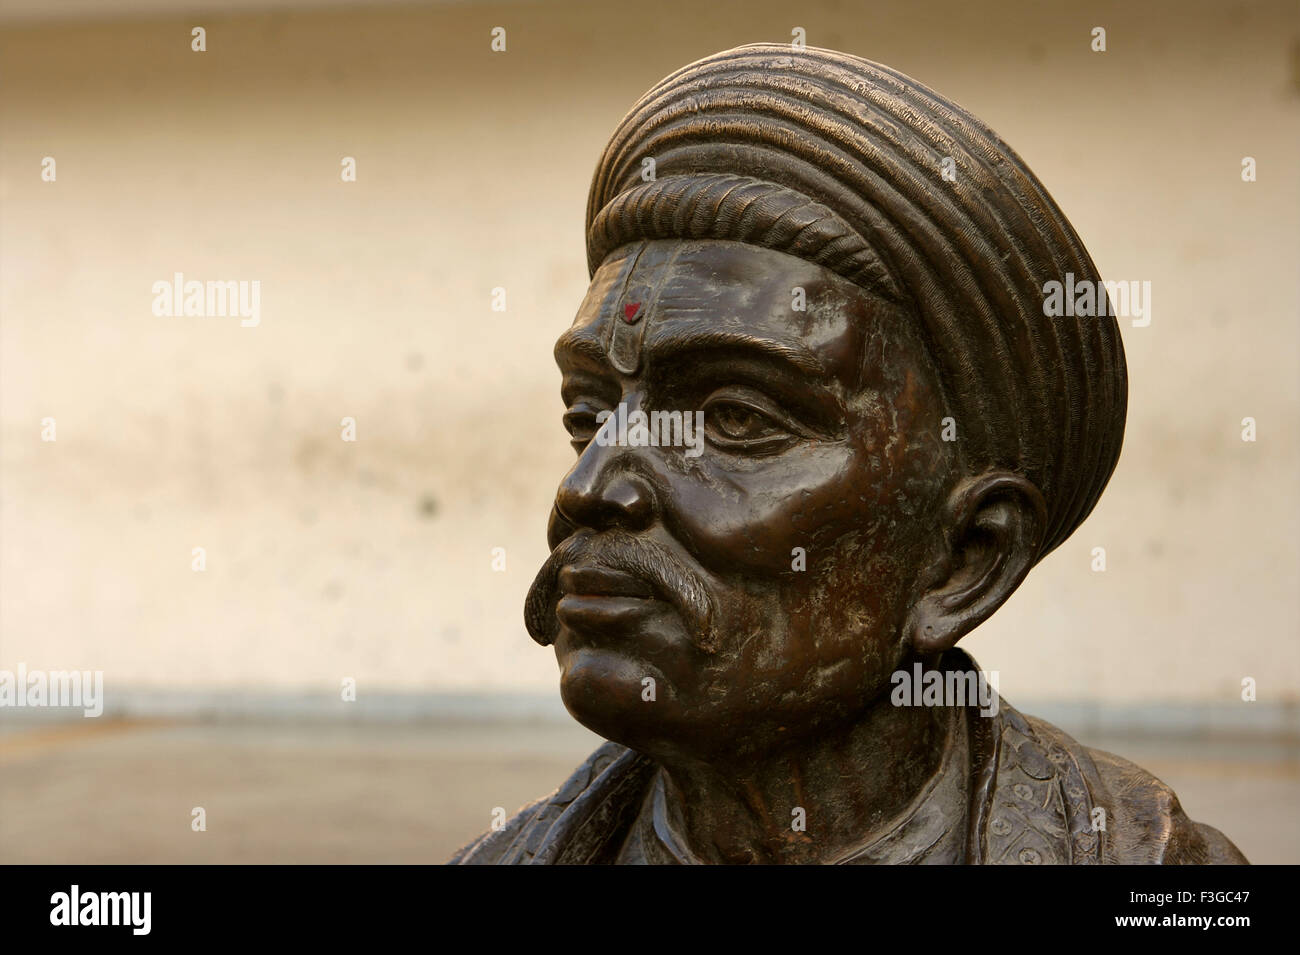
top-left (708, 402), bottom-right (777, 440)
top-left (701, 394), bottom-right (797, 454)
top-left (563, 402), bottom-right (603, 452)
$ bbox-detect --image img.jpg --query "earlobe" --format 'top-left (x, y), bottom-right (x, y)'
top-left (907, 472), bottom-right (1046, 654)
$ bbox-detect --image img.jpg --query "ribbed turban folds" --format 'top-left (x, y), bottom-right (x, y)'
top-left (585, 43), bottom-right (1127, 560)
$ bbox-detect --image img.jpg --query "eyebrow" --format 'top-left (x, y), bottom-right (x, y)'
top-left (555, 327), bottom-right (828, 378)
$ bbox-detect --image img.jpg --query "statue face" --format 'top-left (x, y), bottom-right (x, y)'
top-left (526, 238), bottom-right (955, 763)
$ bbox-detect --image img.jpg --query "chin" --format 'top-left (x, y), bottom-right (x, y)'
top-left (556, 644), bottom-right (678, 748)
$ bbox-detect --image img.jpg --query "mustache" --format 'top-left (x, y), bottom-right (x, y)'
top-left (524, 529), bottom-right (717, 652)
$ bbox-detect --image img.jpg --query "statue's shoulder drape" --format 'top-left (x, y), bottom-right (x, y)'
top-left (448, 741), bottom-right (657, 865)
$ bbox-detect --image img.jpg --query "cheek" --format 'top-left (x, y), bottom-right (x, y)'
top-left (685, 523), bottom-right (919, 707)
top-left (662, 443), bottom-right (893, 579)
top-left (697, 567), bottom-right (907, 725)
top-left (687, 467), bottom-right (927, 706)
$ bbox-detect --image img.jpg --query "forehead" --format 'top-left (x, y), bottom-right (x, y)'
top-left (558, 239), bottom-right (893, 386)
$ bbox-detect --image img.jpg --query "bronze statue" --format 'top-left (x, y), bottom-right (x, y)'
top-left (452, 44), bottom-right (1247, 864)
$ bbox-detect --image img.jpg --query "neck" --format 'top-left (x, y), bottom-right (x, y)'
top-left (653, 669), bottom-right (952, 864)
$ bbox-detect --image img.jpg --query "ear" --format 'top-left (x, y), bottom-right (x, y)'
top-left (906, 471), bottom-right (1047, 654)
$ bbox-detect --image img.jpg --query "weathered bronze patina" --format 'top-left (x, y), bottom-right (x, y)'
top-left (452, 44), bottom-right (1247, 865)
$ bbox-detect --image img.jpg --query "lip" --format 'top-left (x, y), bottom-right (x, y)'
top-left (555, 565), bottom-right (661, 632)
top-left (558, 565), bottom-right (656, 599)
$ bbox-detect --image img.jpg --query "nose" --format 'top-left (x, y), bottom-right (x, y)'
top-left (553, 442), bottom-right (658, 535)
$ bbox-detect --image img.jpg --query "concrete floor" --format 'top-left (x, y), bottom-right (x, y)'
top-left (1, 719), bottom-right (1295, 864)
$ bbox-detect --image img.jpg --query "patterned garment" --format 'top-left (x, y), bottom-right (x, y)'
top-left (451, 658), bottom-right (1247, 865)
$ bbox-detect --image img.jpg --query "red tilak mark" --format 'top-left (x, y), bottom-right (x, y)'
top-left (623, 302), bottom-right (642, 322)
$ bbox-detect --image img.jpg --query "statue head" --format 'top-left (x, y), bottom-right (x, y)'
top-left (524, 44), bottom-right (1127, 766)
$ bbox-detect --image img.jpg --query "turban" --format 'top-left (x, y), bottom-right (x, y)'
top-left (584, 43), bottom-right (1127, 560)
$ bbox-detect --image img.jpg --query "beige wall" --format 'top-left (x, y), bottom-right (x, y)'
top-left (1, 0), bottom-right (1297, 708)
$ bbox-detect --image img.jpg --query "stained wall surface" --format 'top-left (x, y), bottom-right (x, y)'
top-left (1, 0), bottom-right (1297, 716)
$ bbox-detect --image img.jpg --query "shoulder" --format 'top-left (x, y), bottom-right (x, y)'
top-left (1016, 711), bottom-right (1248, 865)
top-left (1081, 743), bottom-right (1249, 865)
top-left (448, 740), bottom-right (632, 865)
